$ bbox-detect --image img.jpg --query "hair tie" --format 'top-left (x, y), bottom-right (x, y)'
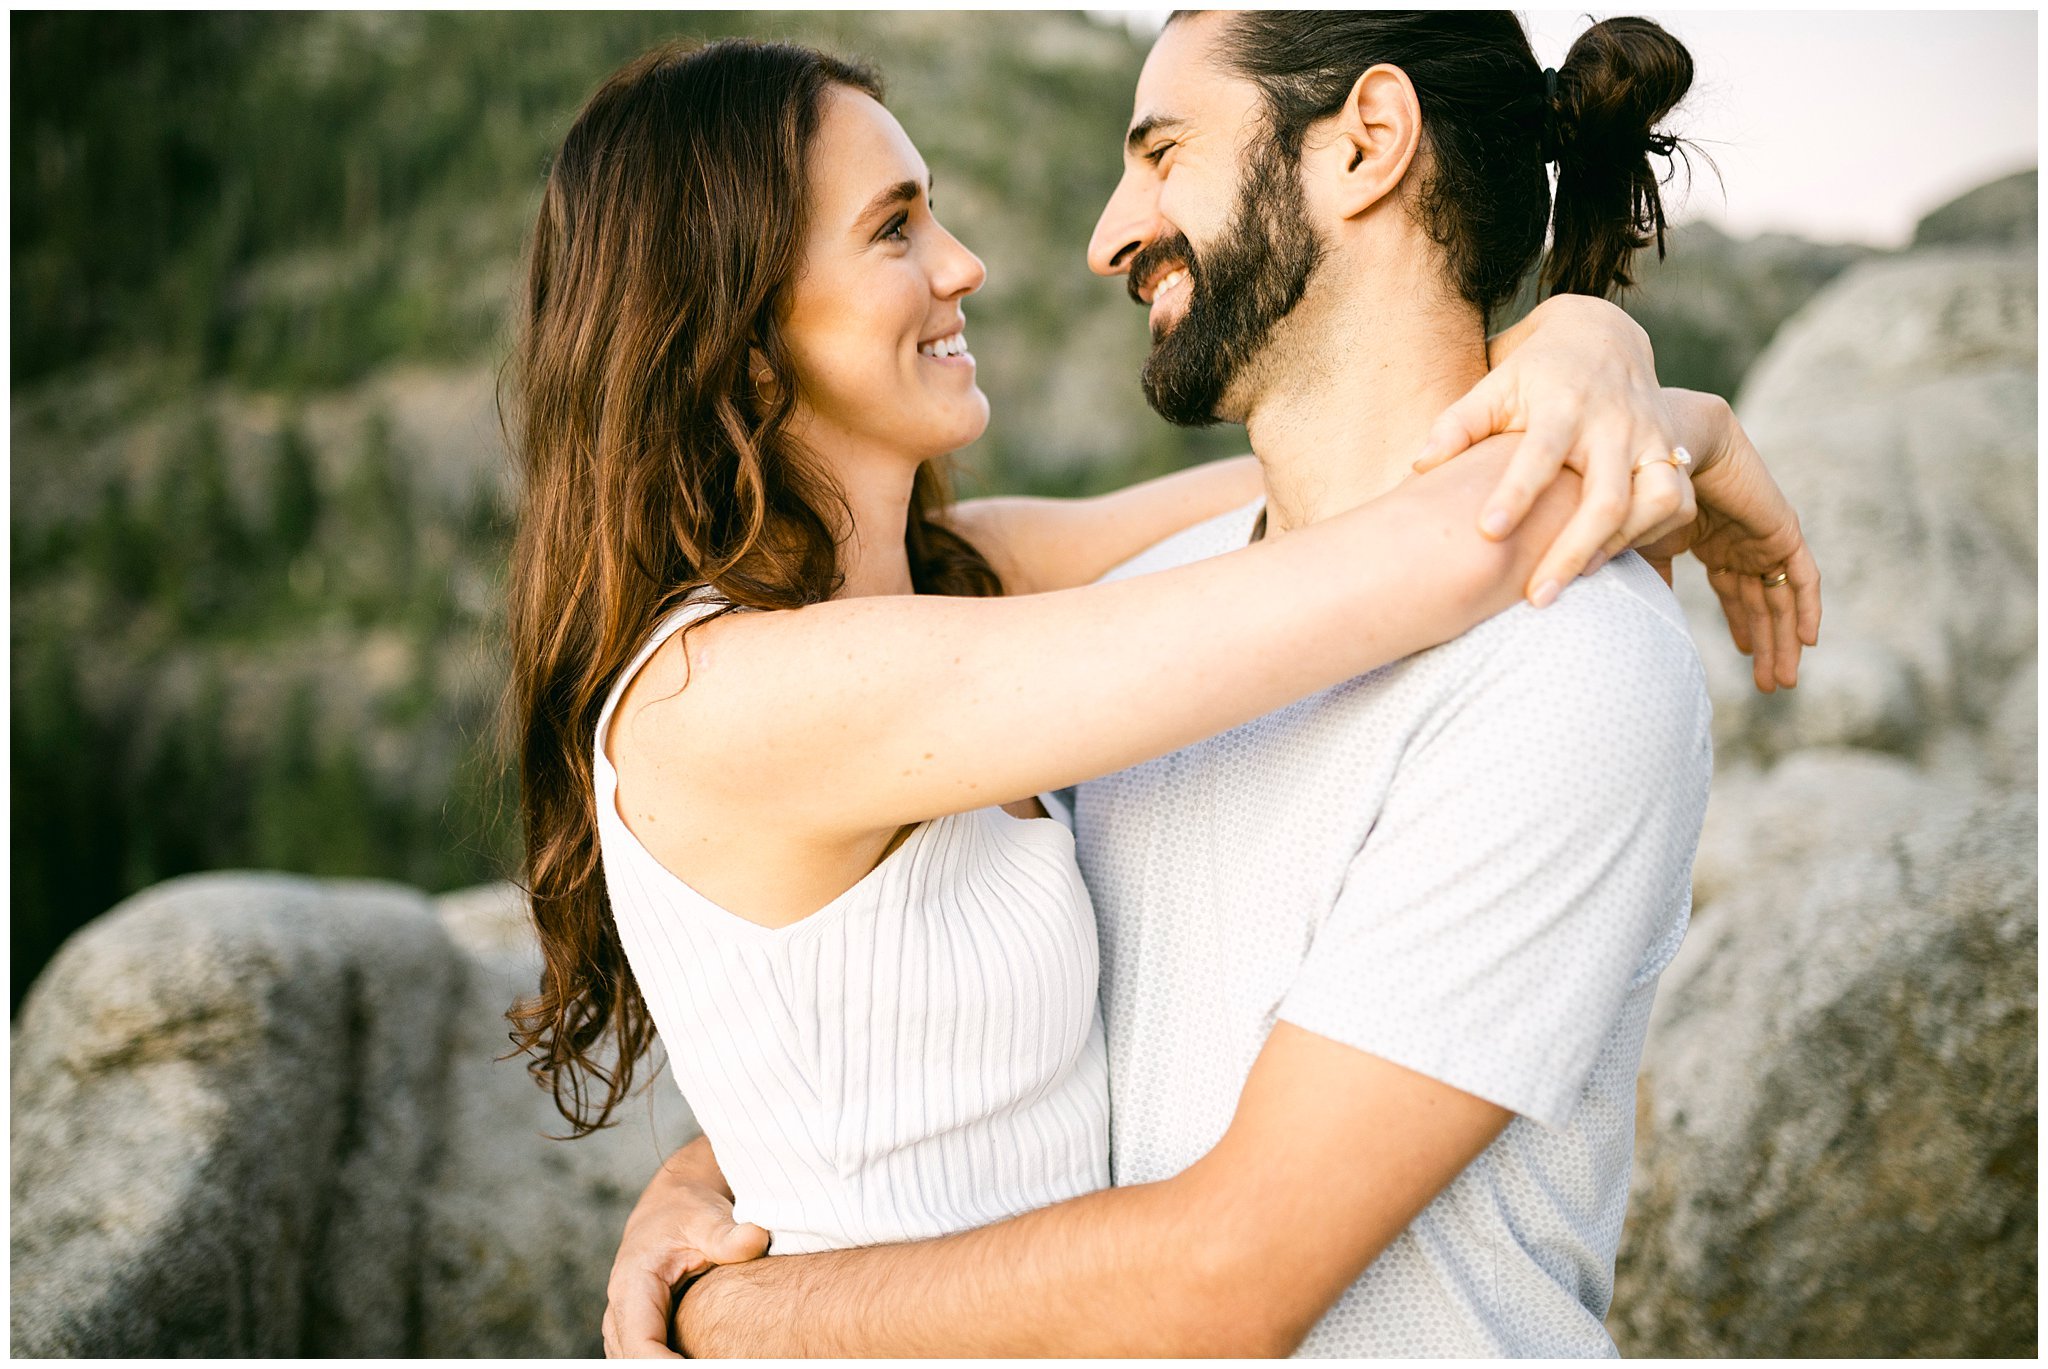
top-left (1538, 66), bottom-right (1564, 165)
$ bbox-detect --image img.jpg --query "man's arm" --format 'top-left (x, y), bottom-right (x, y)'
top-left (677, 531), bottom-right (1713, 1357)
top-left (601, 1135), bottom-right (767, 1359)
top-left (677, 1024), bottom-right (1508, 1357)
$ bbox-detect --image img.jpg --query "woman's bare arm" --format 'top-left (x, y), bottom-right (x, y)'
top-left (953, 295), bottom-right (1702, 603)
top-left (637, 439), bottom-right (1576, 843)
top-left (942, 455), bottom-right (1263, 595)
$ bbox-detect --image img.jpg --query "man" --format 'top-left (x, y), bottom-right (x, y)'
top-left (604, 11), bottom-right (1813, 1355)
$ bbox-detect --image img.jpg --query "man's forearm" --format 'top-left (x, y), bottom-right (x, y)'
top-left (677, 1170), bottom-right (1277, 1357)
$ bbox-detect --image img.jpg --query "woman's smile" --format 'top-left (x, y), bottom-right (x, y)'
top-left (777, 86), bottom-right (991, 463)
top-left (917, 328), bottom-right (975, 367)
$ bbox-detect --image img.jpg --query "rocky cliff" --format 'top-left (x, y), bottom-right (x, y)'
top-left (1607, 178), bottom-right (2037, 1356)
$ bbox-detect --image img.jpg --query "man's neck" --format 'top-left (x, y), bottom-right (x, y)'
top-left (1239, 289), bottom-right (1490, 538)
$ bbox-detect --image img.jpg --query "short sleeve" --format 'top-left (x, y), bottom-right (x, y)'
top-left (1275, 587), bottom-right (1712, 1130)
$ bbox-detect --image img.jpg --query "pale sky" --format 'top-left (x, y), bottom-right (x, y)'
top-left (1104, 9), bottom-right (2038, 247)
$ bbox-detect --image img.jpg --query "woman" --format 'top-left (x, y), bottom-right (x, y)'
top-left (494, 29), bottom-right (1814, 1353)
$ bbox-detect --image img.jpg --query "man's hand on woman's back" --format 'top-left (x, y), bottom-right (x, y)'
top-left (602, 1135), bottom-right (766, 1358)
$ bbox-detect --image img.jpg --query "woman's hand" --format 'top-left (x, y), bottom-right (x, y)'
top-left (601, 1136), bottom-right (769, 1358)
top-left (1636, 389), bottom-right (1821, 693)
top-left (1413, 293), bottom-right (1683, 605)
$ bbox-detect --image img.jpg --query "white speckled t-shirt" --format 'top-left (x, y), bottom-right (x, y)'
top-left (1072, 499), bottom-right (1712, 1357)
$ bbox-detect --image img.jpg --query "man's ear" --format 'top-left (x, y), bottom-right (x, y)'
top-left (1330, 63), bottom-right (1422, 220)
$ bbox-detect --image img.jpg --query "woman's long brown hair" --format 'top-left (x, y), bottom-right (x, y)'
top-left (501, 38), bottom-right (1001, 1139)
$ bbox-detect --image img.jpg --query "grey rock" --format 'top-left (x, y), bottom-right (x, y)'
top-left (1983, 658), bottom-right (2037, 791)
top-left (1913, 167), bottom-right (2037, 249)
top-left (1612, 772), bottom-right (2036, 1356)
top-left (415, 881), bottom-right (695, 1358)
top-left (10, 872), bottom-right (461, 1357)
top-left (10, 874), bottom-right (698, 1357)
top-left (1624, 203), bottom-right (2037, 1355)
top-left (1625, 218), bottom-right (1879, 399)
top-left (1677, 247), bottom-right (2037, 770)
top-left (1687, 748), bottom-right (1969, 912)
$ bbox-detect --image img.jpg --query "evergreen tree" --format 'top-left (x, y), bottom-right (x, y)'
top-left (271, 416), bottom-right (322, 561)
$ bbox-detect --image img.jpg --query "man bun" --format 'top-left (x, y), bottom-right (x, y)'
top-left (1542, 16), bottom-right (1695, 298)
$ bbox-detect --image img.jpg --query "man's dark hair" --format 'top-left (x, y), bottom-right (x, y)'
top-left (1179, 10), bottom-right (1694, 328)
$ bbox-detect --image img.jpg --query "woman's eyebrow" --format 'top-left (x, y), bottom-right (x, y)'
top-left (854, 176), bottom-right (929, 232)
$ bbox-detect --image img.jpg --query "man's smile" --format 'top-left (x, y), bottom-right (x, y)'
top-left (1135, 263), bottom-right (1190, 305)
top-left (1139, 264), bottom-right (1193, 332)
top-left (1150, 274), bottom-right (1191, 332)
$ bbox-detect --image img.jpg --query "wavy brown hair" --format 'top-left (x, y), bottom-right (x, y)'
top-left (500, 38), bottom-right (1001, 1139)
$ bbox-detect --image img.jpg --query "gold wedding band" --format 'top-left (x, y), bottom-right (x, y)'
top-left (1761, 570), bottom-right (1790, 588)
top-left (1634, 445), bottom-right (1693, 473)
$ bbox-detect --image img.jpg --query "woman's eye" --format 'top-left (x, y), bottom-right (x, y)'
top-left (880, 212), bottom-right (910, 243)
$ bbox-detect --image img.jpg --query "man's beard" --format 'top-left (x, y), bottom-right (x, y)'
top-left (1131, 139), bottom-right (1326, 427)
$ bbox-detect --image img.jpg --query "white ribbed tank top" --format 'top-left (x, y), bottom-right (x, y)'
top-left (593, 598), bottom-right (1111, 1254)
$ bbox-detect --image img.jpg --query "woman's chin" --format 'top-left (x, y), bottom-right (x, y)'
top-left (927, 395), bottom-right (991, 454)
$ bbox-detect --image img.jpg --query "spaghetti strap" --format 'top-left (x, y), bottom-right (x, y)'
top-left (588, 590), bottom-right (1111, 1255)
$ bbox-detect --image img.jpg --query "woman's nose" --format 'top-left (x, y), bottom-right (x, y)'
top-left (933, 227), bottom-right (986, 299)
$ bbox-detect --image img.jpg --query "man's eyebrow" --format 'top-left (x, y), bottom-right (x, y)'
top-left (1126, 114), bottom-right (1187, 155)
top-left (854, 176), bottom-right (928, 231)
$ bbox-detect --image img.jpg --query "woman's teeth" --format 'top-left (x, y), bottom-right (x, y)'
top-left (918, 332), bottom-right (968, 358)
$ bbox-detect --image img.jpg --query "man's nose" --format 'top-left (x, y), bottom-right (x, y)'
top-left (1087, 169), bottom-right (1159, 278)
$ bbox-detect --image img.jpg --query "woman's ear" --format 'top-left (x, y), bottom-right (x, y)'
top-left (1331, 63), bottom-right (1423, 220)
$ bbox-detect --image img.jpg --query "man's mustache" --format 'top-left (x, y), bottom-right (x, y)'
top-left (1124, 234), bottom-right (1198, 309)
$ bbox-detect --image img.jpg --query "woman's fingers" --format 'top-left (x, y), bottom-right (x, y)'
top-left (1707, 568), bottom-right (1752, 655)
top-left (1765, 573), bottom-right (1802, 687)
top-left (1607, 455), bottom-right (1696, 559)
top-left (1481, 410), bottom-right (1579, 543)
top-left (1787, 541), bottom-right (1823, 646)
top-left (1736, 572), bottom-right (1778, 692)
top-left (1712, 557), bottom-right (1817, 691)
top-left (1412, 372), bottom-right (1511, 475)
top-left (1526, 421), bottom-right (1629, 603)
